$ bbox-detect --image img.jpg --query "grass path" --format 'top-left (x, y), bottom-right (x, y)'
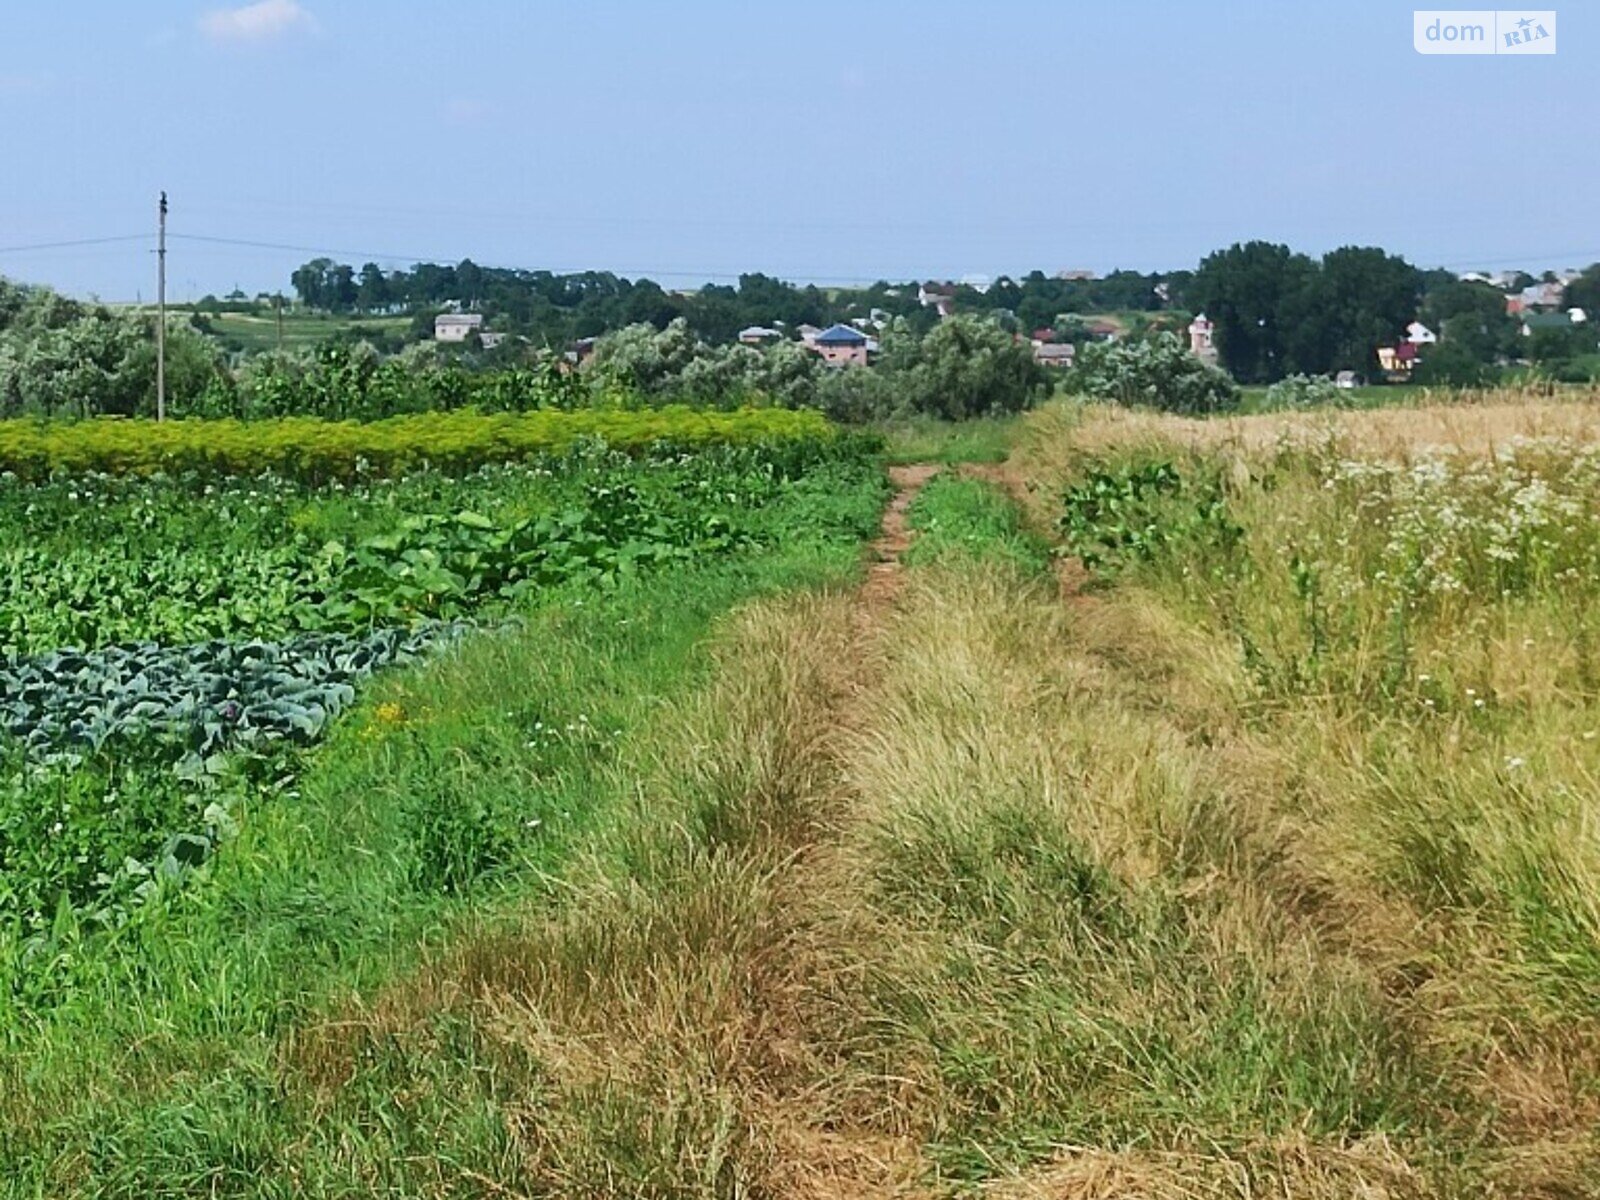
top-left (242, 463), bottom-right (950, 1196)
top-left (275, 456), bottom-right (1467, 1196)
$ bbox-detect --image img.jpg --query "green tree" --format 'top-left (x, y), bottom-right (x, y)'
top-left (1190, 242), bottom-right (1317, 382)
top-left (328, 264), bottom-right (358, 312)
top-left (1070, 332), bottom-right (1240, 415)
top-left (290, 258), bottom-right (334, 309)
top-left (897, 315), bottom-right (1047, 420)
top-left (1424, 279), bottom-right (1519, 363)
top-left (1412, 341), bottom-right (1492, 387)
top-left (356, 263), bottom-right (389, 313)
top-left (1563, 264), bottom-right (1600, 320)
top-left (1308, 246), bottom-right (1422, 375)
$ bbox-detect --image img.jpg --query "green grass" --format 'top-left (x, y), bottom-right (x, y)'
top-left (873, 414), bottom-right (1021, 465)
top-left (903, 474), bottom-right (1051, 572)
top-left (1236, 382), bottom-right (1426, 412)
top-left (0, 464), bottom-right (886, 1195)
top-left (185, 309), bottom-right (413, 353)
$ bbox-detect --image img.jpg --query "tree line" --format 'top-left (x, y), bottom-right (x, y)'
top-left (285, 247), bottom-right (1600, 383)
top-left (1191, 242), bottom-right (1600, 383)
top-left (283, 258), bottom-right (1182, 348)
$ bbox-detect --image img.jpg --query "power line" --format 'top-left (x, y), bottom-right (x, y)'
top-left (164, 233), bottom-right (893, 286)
top-left (7, 225), bottom-right (1599, 290)
top-left (169, 232), bottom-right (450, 264)
top-left (1432, 248), bottom-right (1600, 270)
top-left (0, 233), bottom-right (149, 255)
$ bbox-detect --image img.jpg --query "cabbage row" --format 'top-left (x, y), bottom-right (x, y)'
top-left (0, 625), bottom-right (467, 932)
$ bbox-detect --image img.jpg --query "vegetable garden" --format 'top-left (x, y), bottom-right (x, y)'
top-left (0, 407), bottom-right (879, 991)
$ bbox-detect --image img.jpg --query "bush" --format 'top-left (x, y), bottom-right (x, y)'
top-left (195, 344), bottom-right (587, 421)
top-left (1411, 342), bottom-right (1494, 388)
top-left (1070, 333), bottom-right (1240, 415)
top-left (0, 279), bottom-right (229, 418)
top-left (589, 319), bottom-right (823, 410)
top-left (1264, 373), bottom-right (1341, 408)
top-left (895, 315), bottom-right (1048, 420)
top-left (589, 314), bottom-right (1048, 422)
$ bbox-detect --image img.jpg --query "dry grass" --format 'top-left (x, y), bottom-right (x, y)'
top-left (262, 424), bottom-right (1600, 1195)
top-left (1017, 390), bottom-right (1600, 472)
top-left (282, 585), bottom-right (874, 1196)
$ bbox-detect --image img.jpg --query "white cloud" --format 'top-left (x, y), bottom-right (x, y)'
top-left (198, 0), bottom-right (317, 43)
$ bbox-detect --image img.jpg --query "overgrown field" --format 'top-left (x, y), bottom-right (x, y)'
top-left (982, 398), bottom-right (1600, 1193)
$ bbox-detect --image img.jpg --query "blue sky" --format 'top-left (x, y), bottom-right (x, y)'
top-left (1, 1), bottom-right (1594, 300)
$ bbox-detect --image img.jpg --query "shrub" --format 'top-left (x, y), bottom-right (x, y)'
top-left (1264, 373), bottom-right (1342, 408)
top-left (1071, 333), bottom-right (1240, 414)
top-left (1411, 342), bottom-right (1495, 388)
top-left (896, 315), bottom-right (1049, 420)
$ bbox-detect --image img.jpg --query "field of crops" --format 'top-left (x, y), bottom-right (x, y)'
top-left (0, 409), bottom-right (878, 992)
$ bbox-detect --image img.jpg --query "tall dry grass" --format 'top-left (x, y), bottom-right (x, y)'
top-left (1021, 388), bottom-right (1600, 466)
top-left (987, 398), bottom-right (1600, 1195)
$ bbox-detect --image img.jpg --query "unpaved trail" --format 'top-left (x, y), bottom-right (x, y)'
top-left (750, 462), bottom-right (942, 1198)
top-left (297, 463), bottom-right (949, 1198)
top-left (861, 463), bottom-right (939, 612)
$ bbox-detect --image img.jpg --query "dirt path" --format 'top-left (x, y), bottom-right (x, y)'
top-left (860, 463), bottom-right (939, 612)
top-left (753, 462), bottom-right (941, 1198)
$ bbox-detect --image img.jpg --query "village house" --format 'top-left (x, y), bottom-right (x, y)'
top-left (1032, 342), bottom-right (1076, 369)
top-left (479, 330), bottom-right (507, 350)
top-left (563, 336), bottom-right (597, 367)
top-left (1405, 321), bottom-right (1437, 345)
top-left (1187, 312), bottom-right (1219, 366)
top-left (1521, 311), bottom-right (1578, 337)
top-left (796, 323), bottom-right (823, 347)
top-left (917, 282), bottom-right (957, 318)
top-left (435, 312), bottom-right (484, 343)
top-left (812, 323), bottom-right (869, 367)
top-left (738, 325), bottom-right (782, 346)
top-left (1519, 281), bottom-right (1566, 310)
top-left (1377, 342), bottom-right (1420, 380)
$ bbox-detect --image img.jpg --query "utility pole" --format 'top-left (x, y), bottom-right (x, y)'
top-left (275, 292), bottom-right (284, 352)
top-left (156, 191), bottom-right (168, 422)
